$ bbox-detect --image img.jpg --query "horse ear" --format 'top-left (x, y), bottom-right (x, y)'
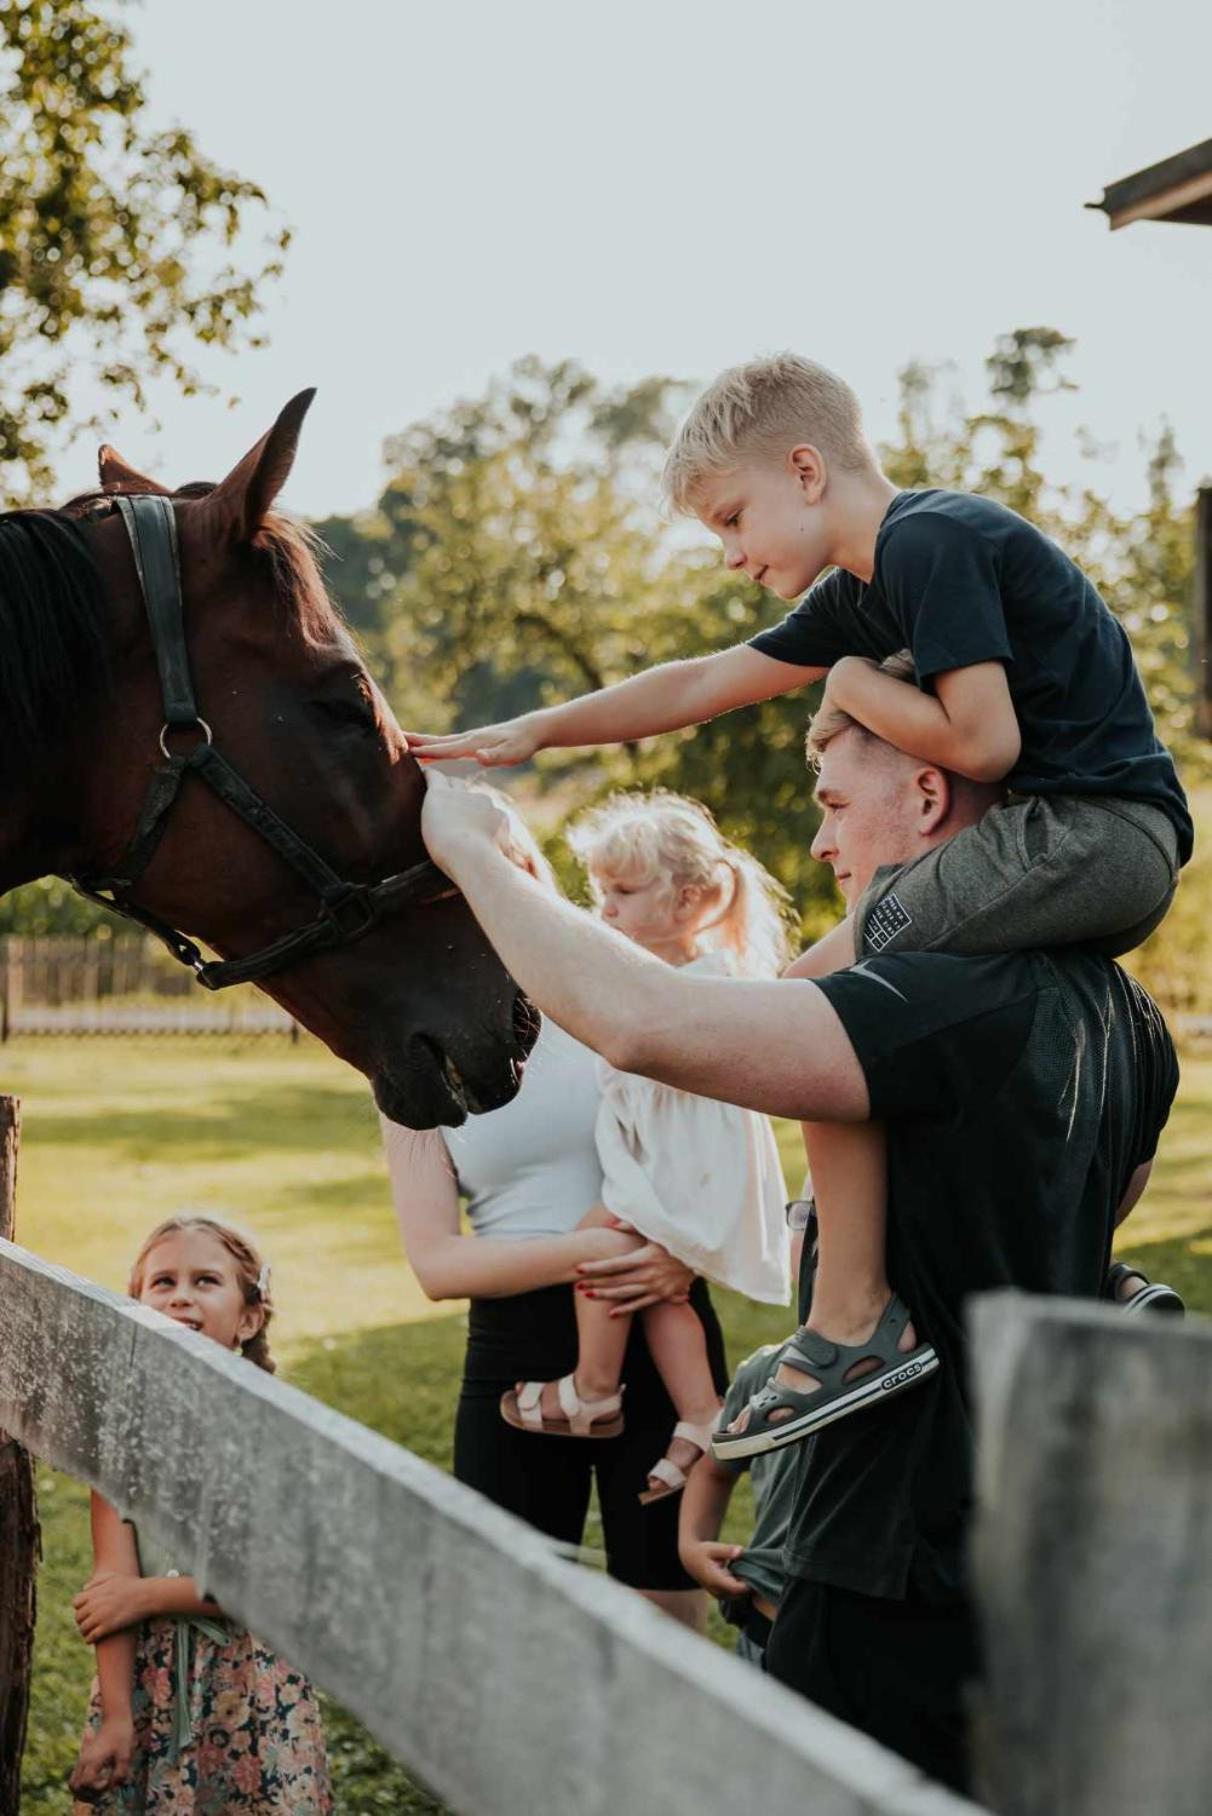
top-left (98, 447), bottom-right (170, 495)
top-left (202, 389), bottom-right (317, 542)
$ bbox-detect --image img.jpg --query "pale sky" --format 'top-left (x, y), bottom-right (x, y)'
top-left (63, 0), bottom-right (1212, 523)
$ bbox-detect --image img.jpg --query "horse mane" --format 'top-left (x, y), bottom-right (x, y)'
top-left (0, 510), bottom-right (111, 783)
top-left (0, 486), bottom-right (346, 786)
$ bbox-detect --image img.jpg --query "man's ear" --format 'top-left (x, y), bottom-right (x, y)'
top-left (915, 765), bottom-right (951, 836)
top-left (789, 443), bottom-right (827, 503)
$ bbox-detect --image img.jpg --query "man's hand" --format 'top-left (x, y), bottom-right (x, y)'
top-left (405, 713), bottom-right (546, 768)
top-left (421, 771), bottom-right (518, 877)
top-left (678, 1537), bottom-right (752, 1599)
top-left (576, 1235), bottom-right (694, 1316)
top-left (73, 1570), bottom-right (149, 1644)
top-left (70, 1715), bottom-right (136, 1799)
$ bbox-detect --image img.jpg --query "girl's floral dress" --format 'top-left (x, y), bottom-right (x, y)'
top-left (74, 1527), bottom-right (332, 1815)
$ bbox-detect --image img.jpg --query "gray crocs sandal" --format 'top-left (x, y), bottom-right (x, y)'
top-left (1103, 1262), bottom-right (1185, 1317)
top-left (711, 1294), bottom-right (938, 1463)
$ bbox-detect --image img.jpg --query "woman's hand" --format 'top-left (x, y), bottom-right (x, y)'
top-left (405, 712), bottom-right (546, 768)
top-left (576, 1232), bottom-right (695, 1316)
top-left (70, 1715), bottom-right (136, 1800)
top-left (73, 1570), bottom-right (149, 1644)
top-left (678, 1537), bottom-right (752, 1599)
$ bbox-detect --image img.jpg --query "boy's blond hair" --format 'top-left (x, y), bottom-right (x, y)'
top-left (662, 353), bottom-right (874, 515)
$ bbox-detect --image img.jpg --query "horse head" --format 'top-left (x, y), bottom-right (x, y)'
top-left (5, 391), bottom-right (535, 1127)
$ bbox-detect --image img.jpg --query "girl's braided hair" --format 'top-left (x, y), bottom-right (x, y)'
top-left (128, 1214), bottom-right (276, 1374)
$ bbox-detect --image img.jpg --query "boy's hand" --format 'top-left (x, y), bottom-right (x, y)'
top-left (70, 1716), bottom-right (136, 1799)
top-left (678, 1538), bottom-right (751, 1599)
top-left (404, 712), bottom-right (545, 768)
top-left (73, 1569), bottom-right (149, 1643)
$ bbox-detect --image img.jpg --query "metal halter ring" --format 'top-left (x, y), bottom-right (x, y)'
top-left (159, 718), bottom-right (213, 761)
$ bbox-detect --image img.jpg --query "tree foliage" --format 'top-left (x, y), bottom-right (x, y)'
top-left (0, 0), bottom-right (288, 499)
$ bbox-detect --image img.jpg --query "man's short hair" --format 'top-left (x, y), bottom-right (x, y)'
top-left (662, 353), bottom-right (873, 516)
top-left (805, 650), bottom-right (918, 768)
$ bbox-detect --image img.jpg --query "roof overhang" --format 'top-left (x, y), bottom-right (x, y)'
top-left (1088, 137), bottom-right (1212, 230)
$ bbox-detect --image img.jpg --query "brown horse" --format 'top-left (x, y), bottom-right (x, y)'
top-left (0, 390), bottom-right (534, 1127)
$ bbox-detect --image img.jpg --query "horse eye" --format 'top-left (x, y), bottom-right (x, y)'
top-left (314, 695), bottom-right (376, 733)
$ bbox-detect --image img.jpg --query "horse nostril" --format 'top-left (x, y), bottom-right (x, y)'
top-left (512, 992), bottom-right (540, 1056)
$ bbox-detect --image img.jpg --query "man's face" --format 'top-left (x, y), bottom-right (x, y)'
top-left (693, 459), bottom-right (831, 602)
top-left (809, 729), bottom-right (921, 907)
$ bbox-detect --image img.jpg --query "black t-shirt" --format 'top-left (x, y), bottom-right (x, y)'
top-left (784, 947), bottom-right (1178, 1602)
top-left (749, 489), bottom-right (1193, 863)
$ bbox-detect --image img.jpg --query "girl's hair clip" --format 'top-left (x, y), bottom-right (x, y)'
top-left (256, 1262), bottom-right (272, 1299)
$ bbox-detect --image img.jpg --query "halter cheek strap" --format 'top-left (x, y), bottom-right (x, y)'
top-left (67, 493), bottom-right (456, 990)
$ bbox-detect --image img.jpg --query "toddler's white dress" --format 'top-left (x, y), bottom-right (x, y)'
top-left (595, 951), bottom-right (790, 1304)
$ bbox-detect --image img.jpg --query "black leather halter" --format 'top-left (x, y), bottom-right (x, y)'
top-left (68, 493), bottom-right (455, 990)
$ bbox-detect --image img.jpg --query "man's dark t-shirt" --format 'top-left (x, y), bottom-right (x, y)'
top-left (749, 489), bottom-right (1192, 863)
top-left (785, 947), bottom-right (1178, 1602)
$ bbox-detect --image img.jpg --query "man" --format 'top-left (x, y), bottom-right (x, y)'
top-left (420, 698), bottom-right (1178, 1795)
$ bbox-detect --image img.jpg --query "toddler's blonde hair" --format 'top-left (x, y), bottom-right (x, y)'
top-left (129, 1213), bottom-right (276, 1374)
top-left (567, 790), bottom-right (791, 978)
top-left (662, 353), bottom-right (873, 516)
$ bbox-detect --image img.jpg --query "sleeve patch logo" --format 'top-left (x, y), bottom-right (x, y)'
top-left (865, 893), bottom-right (913, 953)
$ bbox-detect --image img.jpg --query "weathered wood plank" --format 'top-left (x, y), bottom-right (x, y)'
top-left (972, 1291), bottom-right (1212, 1816)
top-left (0, 1238), bottom-right (979, 1816)
top-left (0, 1099), bottom-right (37, 1815)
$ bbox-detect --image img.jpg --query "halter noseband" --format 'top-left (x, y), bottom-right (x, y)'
top-left (68, 493), bottom-right (455, 990)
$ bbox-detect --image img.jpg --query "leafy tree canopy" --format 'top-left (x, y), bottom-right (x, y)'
top-left (0, 0), bottom-right (288, 499)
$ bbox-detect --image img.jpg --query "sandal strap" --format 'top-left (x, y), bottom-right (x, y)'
top-left (648, 1456), bottom-right (687, 1492)
top-left (516, 1381), bottom-right (546, 1430)
top-left (671, 1418), bottom-right (717, 1455)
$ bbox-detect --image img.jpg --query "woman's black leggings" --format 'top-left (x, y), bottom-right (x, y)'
top-left (454, 1280), bottom-right (728, 1591)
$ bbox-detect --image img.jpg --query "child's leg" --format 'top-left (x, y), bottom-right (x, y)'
top-left (511, 1205), bottom-right (639, 1429)
top-left (640, 1299), bottom-right (723, 1489)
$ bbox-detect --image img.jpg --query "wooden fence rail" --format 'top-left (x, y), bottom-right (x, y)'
top-left (0, 1235), bottom-right (977, 1816)
top-left (972, 1292), bottom-right (1212, 1816)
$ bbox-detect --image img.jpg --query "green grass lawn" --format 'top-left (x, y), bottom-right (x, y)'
top-left (9, 1037), bottom-right (1212, 1812)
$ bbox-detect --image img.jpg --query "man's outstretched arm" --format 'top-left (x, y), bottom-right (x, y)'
top-left (422, 775), bottom-right (868, 1126)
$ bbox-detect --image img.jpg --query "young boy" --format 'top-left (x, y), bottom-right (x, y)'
top-left (409, 354), bottom-right (1192, 1452)
top-left (678, 1204), bottom-right (814, 1663)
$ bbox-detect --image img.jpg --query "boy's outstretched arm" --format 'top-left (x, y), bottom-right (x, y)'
top-left (404, 644), bottom-right (824, 766)
top-left (824, 656), bottom-right (1021, 784)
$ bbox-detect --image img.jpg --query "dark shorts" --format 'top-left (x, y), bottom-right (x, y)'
top-left (765, 1576), bottom-right (978, 1795)
top-left (454, 1279), bottom-right (728, 1592)
top-left (857, 793), bottom-right (1180, 961)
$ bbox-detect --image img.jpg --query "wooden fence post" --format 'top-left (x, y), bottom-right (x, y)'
top-left (0, 1097), bottom-right (37, 1813)
top-left (971, 1292), bottom-right (1212, 1816)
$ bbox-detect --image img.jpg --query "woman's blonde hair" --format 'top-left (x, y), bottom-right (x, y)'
top-left (129, 1214), bottom-right (276, 1375)
top-left (567, 790), bottom-right (791, 978)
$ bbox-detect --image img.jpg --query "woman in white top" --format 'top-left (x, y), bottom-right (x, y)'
top-left (383, 801), bottom-right (728, 1626)
top-left (498, 793), bottom-right (790, 1503)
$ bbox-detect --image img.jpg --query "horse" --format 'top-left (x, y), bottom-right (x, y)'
top-left (0, 389), bottom-right (535, 1128)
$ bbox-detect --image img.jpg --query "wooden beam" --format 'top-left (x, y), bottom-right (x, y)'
top-left (972, 1293), bottom-right (1212, 1815)
top-left (1104, 166), bottom-right (1212, 230)
top-left (0, 1100), bottom-right (37, 1816)
top-left (1196, 488), bottom-right (1212, 739)
top-left (0, 1240), bottom-right (980, 1816)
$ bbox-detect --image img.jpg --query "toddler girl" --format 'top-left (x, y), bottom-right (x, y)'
top-left (69, 1215), bottom-right (332, 1813)
top-left (501, 792), bottom-right (790, 1502)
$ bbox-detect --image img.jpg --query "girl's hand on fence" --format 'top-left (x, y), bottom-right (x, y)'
top-left (576, 1239), bottom-right (695, 1315)
top-left (73, 1569), bottom-right (149, 1643)
top-left (678, 1538), bottom-right (752, 1600)
top-left (70, 1715), bottom-right (136, 1798)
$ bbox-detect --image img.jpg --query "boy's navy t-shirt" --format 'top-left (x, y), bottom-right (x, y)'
top-left (782, 948), bottom-right (1178, 1603)
top-left (749, 488), bottom-right (1193, 862)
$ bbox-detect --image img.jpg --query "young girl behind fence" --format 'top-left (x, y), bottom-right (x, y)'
top-left (501, 792), bottom-right (791, 1502)
top-left (69, 1214), bottom-right (332, 1813)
